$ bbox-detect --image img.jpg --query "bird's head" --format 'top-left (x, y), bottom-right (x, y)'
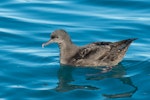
top-left (42, 29), bottom-right (71, 48)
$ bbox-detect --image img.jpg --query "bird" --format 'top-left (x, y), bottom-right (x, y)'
top-left (42, 29), bottom-right (137, 67)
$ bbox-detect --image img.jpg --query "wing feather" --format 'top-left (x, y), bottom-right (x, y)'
top-left (71, 42), bottom-right (112, 61)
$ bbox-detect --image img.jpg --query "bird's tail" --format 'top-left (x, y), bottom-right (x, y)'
top-left (125, 38), bottom-right (138, 42)
top-left (120, 38), bottom-right (137, 44)
top-left (115, 38), bottom-right (137, 51)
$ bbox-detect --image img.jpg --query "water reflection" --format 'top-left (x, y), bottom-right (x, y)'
top-left (55, 65), bottom-right (99, 92)
top-left (54, 64), bottom-right (137, 98)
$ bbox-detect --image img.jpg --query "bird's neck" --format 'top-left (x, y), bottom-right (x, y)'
top-left (59, 41), bottom-right (78, 64)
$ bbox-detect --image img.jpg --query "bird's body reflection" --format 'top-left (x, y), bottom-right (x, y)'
top-left (55, 65), bottom-right (99, 92)
top-left (54, 64), bottom-right (137, 98)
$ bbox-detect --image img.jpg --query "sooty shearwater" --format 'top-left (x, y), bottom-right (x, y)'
top-left (42, 29), bottom-right (137, 67)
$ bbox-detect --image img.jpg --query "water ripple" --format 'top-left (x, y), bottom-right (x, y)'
top-left (0, 0), bottom-right (150, 100)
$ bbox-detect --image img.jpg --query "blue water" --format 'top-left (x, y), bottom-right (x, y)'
top-left (0, 0), bottom-right (150, 100)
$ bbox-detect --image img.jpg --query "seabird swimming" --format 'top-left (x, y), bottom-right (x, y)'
top-left (42, 29), bottom-right (137, 67)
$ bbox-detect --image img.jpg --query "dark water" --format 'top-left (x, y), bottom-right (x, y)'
top-left (0, 0), bottom-right (150, 100)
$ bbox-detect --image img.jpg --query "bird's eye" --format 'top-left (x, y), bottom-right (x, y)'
top-left (51, 35), bottom-right (58, 39)
top-left (51, 35), bottom-right (55, 39)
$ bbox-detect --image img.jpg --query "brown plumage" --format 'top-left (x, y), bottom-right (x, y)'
top-left (42, 29), bottom-right (137, 67)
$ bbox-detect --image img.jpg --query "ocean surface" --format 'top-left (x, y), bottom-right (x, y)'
top-left (0, 0), bottom-right (150, 100)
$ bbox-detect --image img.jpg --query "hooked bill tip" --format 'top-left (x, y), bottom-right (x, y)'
top-left (42, 43), bottom-right (45, 48)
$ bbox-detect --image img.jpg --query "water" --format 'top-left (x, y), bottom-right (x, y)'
top-left (0, 0), bottom-right (150, 100)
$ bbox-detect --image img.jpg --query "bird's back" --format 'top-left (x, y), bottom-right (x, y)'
top-left (97, 38), bottom-right (137, 66)
top-left (68, 38), bottom-right (137, 67)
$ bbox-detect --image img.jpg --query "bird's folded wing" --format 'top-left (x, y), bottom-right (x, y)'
top-left (74, 43), bottom-right (112, 60)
